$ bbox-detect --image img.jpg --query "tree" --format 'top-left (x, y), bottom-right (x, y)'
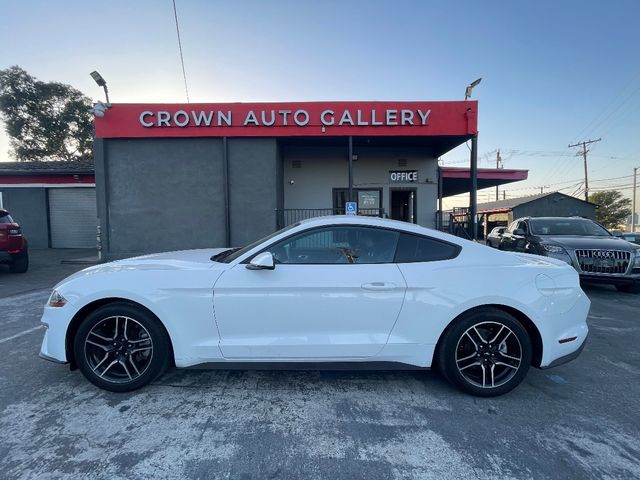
top-left (588, 190), bottom-right (631, 229)
top-left (0, 66), bottom-right (93, 161)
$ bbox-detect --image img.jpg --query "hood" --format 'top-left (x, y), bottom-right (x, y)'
top-left (55, 248), bottom-right (231, 288)
top-left (537, 235), bottom-right (637, 251)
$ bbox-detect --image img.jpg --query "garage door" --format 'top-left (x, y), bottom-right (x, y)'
top-left (48, 188), bottom-right (97, 248)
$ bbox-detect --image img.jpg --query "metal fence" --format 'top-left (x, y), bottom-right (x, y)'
top-left (276, 208), bottom-right (386, 228)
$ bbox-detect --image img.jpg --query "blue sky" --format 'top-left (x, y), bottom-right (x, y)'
top-left (1, 0), bottom-right (639, 206)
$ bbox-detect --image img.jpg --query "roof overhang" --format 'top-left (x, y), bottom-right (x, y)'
top-left (440, 167), bottom-right (528, 197)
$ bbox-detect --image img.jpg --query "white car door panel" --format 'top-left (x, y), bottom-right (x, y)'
top-left (213, 263), bottom-right (407, 359)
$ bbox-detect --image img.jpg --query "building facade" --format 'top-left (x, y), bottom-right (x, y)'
top-left (94, 101), bottom-right (479, 260)
top-left (0, 161), bottom-right (96, 248)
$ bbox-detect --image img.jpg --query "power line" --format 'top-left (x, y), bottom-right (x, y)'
top-left (172, 0), bottom-right (190, 102)
top-left (568, 138), bottom-right (602, 201)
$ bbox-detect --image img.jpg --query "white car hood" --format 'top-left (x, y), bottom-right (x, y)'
top-left (54, 248), bottom-right (231, 288)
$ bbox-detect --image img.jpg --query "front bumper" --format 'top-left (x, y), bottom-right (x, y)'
top-left (579, 274), bottom-right (640, 287)
top-left (39, 305), bottom-right (73, 364)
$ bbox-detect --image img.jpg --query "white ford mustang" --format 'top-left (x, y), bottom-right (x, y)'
top-left (40, 216), bottom-right (590, 396)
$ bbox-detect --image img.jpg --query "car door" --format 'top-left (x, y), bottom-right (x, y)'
top-left (500, 221), bottom-right (519, 251)
top-left (212, 225), bottom-right (407, 359)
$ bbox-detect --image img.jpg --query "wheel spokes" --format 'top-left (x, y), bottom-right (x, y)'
top-left (85, 315), bottom-right (154, 384)
top-left (455, 320), bottom-right (523, 389)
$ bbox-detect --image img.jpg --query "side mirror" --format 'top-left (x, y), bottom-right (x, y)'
top-left (246, 252), bottom-right (275, 270)
top-left (514, 228), bottom-right (525, 236)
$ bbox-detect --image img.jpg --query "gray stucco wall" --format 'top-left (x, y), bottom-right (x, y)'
top-left (513, 194), bottom-right (597, 220)
top-left (0, 187), bottom-right (49, 248)
top-left (282, 145), bottom-right (438, 227)
top-left (228, 138), bottom-right (279, 247)
top-left (100, 138), bottom-right (227, 260)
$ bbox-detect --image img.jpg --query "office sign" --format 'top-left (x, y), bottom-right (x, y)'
top-left (389, 170), bottom-right (418, 183)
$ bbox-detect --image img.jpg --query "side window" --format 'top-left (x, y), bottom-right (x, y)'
top-left (518, 221), bottom-right (528, 234)
top-left (394, 233), bottom-right (460, 263)
top-left (269, 226), bottom-right (399, 265)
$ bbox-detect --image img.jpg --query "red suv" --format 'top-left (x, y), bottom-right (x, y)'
top-left (0, 209), bottom-right (29, 273)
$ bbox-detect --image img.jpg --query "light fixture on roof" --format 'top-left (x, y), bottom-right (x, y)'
top-left (90, 70), bottom-right (110, 104)
top-left (464, 78), bottom-right (482, 100)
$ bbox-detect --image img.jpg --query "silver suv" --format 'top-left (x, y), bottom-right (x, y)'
top-left (499, 216), bottom-right (640, 293)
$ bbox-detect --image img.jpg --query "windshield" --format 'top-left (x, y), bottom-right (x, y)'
top-left (213, 222), bottom-right (301, 263)
top-left (0, 212), bottom-right (14, 223)
top-left (529, 218), bottom-right (610, 236)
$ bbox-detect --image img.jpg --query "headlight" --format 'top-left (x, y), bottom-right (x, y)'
top-left (48, 290), bottom-right (67, 308)
top-left (541, 244), bottom-right (567, 254)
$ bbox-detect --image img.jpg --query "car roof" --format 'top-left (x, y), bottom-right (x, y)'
top-left (519, 216), bottom-right (592, 221)
top-left (296, 215), bottom-right (473, 245)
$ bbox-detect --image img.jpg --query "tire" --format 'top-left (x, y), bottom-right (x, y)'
top-left (437, 307), bottom-right (532, 397)
top-left (9, 252), bottom-right (28, 273)
top-left (615, 283), bottom-right (640, 294)
top-left (73, 302), bottom-right (172, 392)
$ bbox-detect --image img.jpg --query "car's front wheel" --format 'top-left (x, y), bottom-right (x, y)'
top-left (73, 302), bottom-right (172, 392)
top-left (438, 308), bottom-right (532, 397)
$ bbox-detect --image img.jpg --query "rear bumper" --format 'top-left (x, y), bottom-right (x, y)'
top-left (0, 249), bottom-right (25, 264)
top-left (538, 292), bottom-right (590, 368)
top-left (541, 332), bottom-right (588, 369)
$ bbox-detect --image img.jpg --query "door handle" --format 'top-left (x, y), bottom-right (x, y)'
top-left (361, 282), bottom-right (397, 291)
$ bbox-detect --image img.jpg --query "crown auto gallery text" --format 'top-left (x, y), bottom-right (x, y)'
top-left (138, 108), bottom-right (432, 128)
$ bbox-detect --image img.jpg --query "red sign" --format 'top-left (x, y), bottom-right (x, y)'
top-left (95, 101), bottom-right (478, 138)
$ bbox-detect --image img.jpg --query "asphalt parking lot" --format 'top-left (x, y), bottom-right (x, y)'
top-left (1, 251), bottom-right (639, 480)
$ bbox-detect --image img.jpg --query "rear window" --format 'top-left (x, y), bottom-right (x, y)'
top-left (394, 233), bottom-right (460, 263)
top-left (0, 213), bottom-right (14, 224)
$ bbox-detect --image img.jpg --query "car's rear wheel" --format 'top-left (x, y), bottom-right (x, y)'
top-left (9, 251), bottom-right (28, 273)
top-left (615, 282), bottom-right (640, 294)
top-left (73, 302), bottom-right (171, 392)
top-left (438, 308), bottom-right (532, 397)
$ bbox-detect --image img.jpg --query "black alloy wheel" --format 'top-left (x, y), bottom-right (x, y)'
top-left (74, 302), bottom-right (171, 392)
top-left (438, 308), bottom-right (532, 397)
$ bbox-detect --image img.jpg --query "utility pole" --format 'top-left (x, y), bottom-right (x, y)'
top-left (495, 149), bottom-right (502, 201)
top-left (632, 166), bottom-right (638, 233)
top-left (568, 138), bottom-right (601, 202)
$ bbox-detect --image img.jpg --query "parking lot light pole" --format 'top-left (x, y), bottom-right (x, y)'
top-left (90, 71), bottom-right (110, 104)
top-left (470, 134), bottom-right (478, 240)
top-left (633, 166), bottom-right (638, 232)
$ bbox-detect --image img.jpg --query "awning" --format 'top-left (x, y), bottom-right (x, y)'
top-left (440, 167), bottom-right (528, 197)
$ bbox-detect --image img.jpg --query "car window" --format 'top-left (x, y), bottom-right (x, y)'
top-left (0, 213), bottom-right (14, 223)
top-left (268, 226), bottom-right (399, 264)
top-left (394, 233), bottom-right (460, 263)
top-left (517, 221), bottom-right (528, 234)
top-left (507, 221), bottom-right (518, 233)
top-left (529, 219), bottom-right (610, 236)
